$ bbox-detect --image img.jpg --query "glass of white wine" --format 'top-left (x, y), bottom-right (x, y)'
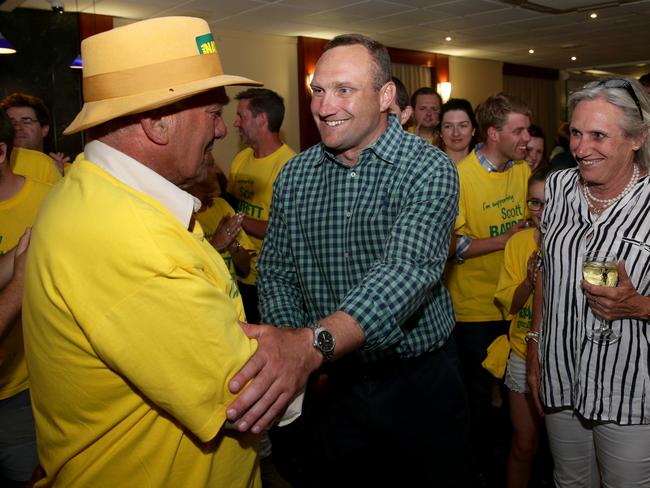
top-left (582, 250), bottom-right (620, 344)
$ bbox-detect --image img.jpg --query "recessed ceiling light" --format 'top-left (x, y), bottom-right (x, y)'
top-left (590, 12), bottom-right (598, 19)
top-left (571, 56), bottom-right (577, 61)
top-left (445, 36), bottom-right (452, 42)
top-left (528, 49), bottom-right (535, 54)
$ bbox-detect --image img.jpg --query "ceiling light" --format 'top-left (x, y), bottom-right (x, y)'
top-left (445, 36), bottom-right (452, 42)
top-left (0, 31), bottom-right (16, 54)
top-left (571, 56), bottom-right (577, 61)
top-left (528, 49), bottom-right (535, 54)
top-left (589, 12), bottom-right (598, 19)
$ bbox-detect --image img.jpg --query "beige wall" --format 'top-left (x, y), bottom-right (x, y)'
top-left (207, 30), bottom-right (508, 175)
top-left (208, 28), bottom-right (300, 175)
top-left (449, 56), bottom-right (503, 108)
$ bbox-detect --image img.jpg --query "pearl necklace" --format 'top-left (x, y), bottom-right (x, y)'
top-left (583, 164), bottom-right (640, 211)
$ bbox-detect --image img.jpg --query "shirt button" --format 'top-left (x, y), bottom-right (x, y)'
top-left (345, 211), bottom-right (352, 218)
top-left (344, 252), bottom-right (350, 258)
top-left (350, 171), bottom-right (357, 178)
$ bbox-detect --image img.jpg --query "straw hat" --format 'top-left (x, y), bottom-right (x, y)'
top-left (64, 16), bottom-right (262, 134)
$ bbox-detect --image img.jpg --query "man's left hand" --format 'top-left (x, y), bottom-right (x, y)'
top-left (227, 323), bottom-right (322, 433)
top-left (582, 260), bottom-right (650, 321)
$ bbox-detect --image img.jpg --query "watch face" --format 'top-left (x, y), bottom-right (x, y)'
top-left (317, 330), bottom-right (335, 353)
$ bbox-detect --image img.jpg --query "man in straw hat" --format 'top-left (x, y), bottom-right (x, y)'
top-left (22, 16), bottom-right (313, 487)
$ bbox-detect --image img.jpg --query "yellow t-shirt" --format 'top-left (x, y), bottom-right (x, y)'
top-left (23, 159), bottom-right (260, 487)
top-left (227, 143), bottom-right (295, 285)
top-left (494, 227), bottom-right (538, 359)
top-left (0, 177), bottom-right (52, 400)
top-left (447, 150), bottom-right (531, 322)
top-left (10, 147), bottom-right (62, 185)
top-left (407, 126), bottom-right (439, 145)
top-left (195, 197), bottom-right (256, 282)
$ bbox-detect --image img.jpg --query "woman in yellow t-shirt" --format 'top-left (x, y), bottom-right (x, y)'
top-left (189, 154), bottom-right (255, 283)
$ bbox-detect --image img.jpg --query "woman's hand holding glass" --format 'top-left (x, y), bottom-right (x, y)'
top-left (582, 259), bottom-right (650, 338)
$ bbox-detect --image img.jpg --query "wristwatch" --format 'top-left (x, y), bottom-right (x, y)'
top-left (308, 323), bottom-right (335, 362)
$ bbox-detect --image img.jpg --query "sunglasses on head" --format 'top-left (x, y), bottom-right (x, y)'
top-left (592, 78), bottom-right (644, 121)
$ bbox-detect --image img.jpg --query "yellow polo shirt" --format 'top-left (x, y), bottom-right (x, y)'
top-left (23, 158), bottom-right (260, 487)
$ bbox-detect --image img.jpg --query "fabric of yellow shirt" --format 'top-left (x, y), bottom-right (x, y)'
top-left (195, 197), bottom-right (256, 283)
top-left (0, 176), bottom-right (52, 400)
top-left (227, 143), bottom-right (295, 285)
top-left (407, 126), bottom-right (438, 145)
top-left (23, 159), bottom-right (261, 487)
top-left (494, 227), bottom-right (537, 359)
top-left (447, 150), bottom-right (530, 322)
top-left (10, 147), bottom-right (62, 185)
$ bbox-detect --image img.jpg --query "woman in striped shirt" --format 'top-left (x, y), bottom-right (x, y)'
top-left (527, 78), bottom-right (650, 487)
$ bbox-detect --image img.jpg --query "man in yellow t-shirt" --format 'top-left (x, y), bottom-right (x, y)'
top-left (226, 88), bottom-right (296, 323)
top-left (21, 18), bottom-right (315, 488)
top-left (446, 93), bottom-right (532, 485)
top-left (1, 93), bottom-right (68, 178)
top-left (0, 108), bottom-right (52, 485)
top-left (407, 87), bottom-right (442, 145)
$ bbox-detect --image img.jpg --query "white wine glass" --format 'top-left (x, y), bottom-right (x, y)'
top-left (582, 250), bottom-right (620, 344)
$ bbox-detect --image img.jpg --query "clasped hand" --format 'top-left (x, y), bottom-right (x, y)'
top-left (210, 214), bottom-right (243, 252)
top-left (226, 323), bottom-right (322, 434)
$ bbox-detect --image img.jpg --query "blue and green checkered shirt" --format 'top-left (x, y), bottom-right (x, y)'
top-left (258, 115), bottom-right (459, 360)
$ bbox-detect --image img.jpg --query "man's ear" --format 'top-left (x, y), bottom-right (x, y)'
top-left (487, 126), bottom-right (499, 144)
top-left (256, 111), bottom-right (268, 130)
top-left (379, 81), bottom-right (397, 113)
top-left (140, 113), bottom-right (171, 145)
top-left (41, 124), bottom-right (50, 139)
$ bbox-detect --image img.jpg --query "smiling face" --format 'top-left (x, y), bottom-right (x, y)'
top-left (441, 109), bottom-right (474, 154)
top-left (570, 98), bottom-right (642, 193)
top-left (7, 106), bottom-right (49, 152)
top-left (493, 112), bottom-right (531, 162)
top-left (310, 44), bottom-right (394, 165)
top-left (525, 136), bottom-right (545, 170)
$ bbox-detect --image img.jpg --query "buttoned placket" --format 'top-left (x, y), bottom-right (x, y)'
top-left (341, 162), bottom-right (362, 286)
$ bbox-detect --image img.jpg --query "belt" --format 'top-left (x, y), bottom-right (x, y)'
top-left (321, 346), bottom-right (444, 383)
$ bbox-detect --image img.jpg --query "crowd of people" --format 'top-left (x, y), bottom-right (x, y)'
top-left (1, 15), bottom-right (649, 488)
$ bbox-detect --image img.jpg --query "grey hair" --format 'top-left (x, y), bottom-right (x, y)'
top-left (569, 78), bottom-right (650, 170)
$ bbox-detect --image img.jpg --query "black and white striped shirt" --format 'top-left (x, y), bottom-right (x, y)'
top-left (539, 168), bottom-right (650, 425)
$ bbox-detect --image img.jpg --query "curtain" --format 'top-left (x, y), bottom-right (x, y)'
top-left (391, 63), bottom-right (432, 102)
top-left (503, 75), bottom-right (559, 154)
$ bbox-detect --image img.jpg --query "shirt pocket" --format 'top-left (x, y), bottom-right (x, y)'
top-left (616, 236), bottom-right (650, 293)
